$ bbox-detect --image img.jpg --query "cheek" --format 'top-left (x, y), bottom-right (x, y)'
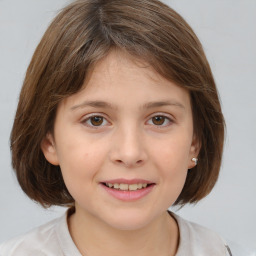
top-left (150, 134), bottom-right (191, 203)
top-left (55, 136), bottom-right (108, 194)
top-left (151, 133), bottom-right (192, 172)
top-left (159, 144), bottom-right (188, 187)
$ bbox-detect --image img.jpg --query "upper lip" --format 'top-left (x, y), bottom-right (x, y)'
top-left (101, 178), bottom-right (155, 184)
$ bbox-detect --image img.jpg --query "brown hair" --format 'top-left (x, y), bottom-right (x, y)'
top-left (11, 0), bottom-right (225, 207)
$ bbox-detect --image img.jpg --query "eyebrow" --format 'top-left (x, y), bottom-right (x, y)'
top-left (71, 100), bottom-right (116, 111)
top-left (70, 100), bottom-right (185, 111)
top-left (142, 100), bottom-right (185, 109)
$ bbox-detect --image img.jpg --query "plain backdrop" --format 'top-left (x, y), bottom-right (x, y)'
top-left (0, 0), bottom-right (255, 251)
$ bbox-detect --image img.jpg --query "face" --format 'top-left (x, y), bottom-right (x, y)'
top-left (42, 51), bottom-right (199, 230)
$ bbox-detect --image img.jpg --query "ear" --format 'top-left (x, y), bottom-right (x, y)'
top-left (41, 133), bottom-right (59, 166)
top-left (188, 134), bottom-right (201, 169)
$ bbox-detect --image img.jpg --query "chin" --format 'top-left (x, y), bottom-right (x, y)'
top-left (109, 219), bottom-right (149, 231)
top-left (102, 209), bottom-right (157, 231)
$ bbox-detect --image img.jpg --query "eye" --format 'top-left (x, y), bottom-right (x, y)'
top-left (147, 115), bottom-right (173, 126)
top-left (82, 115), bottom-right (109, 127)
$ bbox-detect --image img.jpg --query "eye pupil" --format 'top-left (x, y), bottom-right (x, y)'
top-left (152, 116), bottom-right (165, 125)
top-left (91, 116), bottom-right (103, 126)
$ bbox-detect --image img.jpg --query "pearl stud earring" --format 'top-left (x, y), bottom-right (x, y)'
top-left (192, 158), bottom-right (198, 165)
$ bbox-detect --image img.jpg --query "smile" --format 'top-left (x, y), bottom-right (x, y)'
top-left (104, 183), bottom-right (149, 191)
top-left (100, 179), bottom-right (155, 201)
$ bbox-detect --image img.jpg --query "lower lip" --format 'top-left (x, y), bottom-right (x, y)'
top-left (100, 184), bottom-right (155, 201)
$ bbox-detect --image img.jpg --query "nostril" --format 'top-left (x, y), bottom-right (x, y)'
top-left (113, 159), bottom-right (144, 168)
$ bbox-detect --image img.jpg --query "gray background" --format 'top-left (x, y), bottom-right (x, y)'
top-left (0, 0), bottom-right (255, 251)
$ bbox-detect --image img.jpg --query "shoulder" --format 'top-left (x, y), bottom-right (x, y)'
top-left (170, 212), bottom-right (230, 256)
top-left (171, 212), bottom-right (255, 256)
top-left (0, 215), bottom-right (63, 256)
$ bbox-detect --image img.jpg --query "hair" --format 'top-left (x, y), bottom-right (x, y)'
top-left (11, 0), bottom-right (225, 207)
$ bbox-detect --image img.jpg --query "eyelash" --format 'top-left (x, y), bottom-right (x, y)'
top-left (81, 113), bottom-right (110, 128)
top-left (146, 114), bottom-right (173, 127)
top-left (81, 113), bottom-right (174, 128)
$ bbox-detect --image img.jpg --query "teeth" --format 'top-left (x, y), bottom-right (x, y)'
top-left (129, 184), bottom-right (138, 191)
top-left (119, 184), bottom-right (129, 190)
top-left (105, 183), bottom-right (149, 191)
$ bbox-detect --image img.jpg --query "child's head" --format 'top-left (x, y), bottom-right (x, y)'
top-left (11, 0), bottom-right (225, 208)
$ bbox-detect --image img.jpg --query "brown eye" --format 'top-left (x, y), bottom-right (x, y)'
top-left (89, 116), bottom-right (104, 126)
top-left (82, 114), bottom-right (109, 128)
top-left (152, 116), bottom-right (166, 125)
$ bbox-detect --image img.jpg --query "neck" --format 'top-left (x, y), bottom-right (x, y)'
top-left (68, 207), bottom-right (179, 256)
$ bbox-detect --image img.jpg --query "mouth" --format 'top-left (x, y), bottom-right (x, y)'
top-left (100, 179), bottom-right (155, 201)
top-left (101, 182), bottom-right (154, 191)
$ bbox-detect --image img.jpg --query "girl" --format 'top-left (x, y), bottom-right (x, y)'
top-left (0, 0), bottom-right (245, 255)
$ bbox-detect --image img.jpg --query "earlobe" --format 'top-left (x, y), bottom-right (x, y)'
top-left (188, 135), bottom-right (201, 169)
top-left (40, 133), bottom-right (59, 166)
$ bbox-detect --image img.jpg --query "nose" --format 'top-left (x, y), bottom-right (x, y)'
top-left (109, 126), bottom-right (148, 168)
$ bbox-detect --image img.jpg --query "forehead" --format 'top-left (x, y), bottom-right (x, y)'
top-left (87, 50), bottom-right (162, 85)
top-left (61, 50), bottom-right (191, 110)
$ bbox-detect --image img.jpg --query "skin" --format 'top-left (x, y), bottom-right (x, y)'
top-left (41, 50), bottom-right (199, 256)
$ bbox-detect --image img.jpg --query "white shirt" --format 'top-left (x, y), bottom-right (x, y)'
top-left (0, 210), bottom-right (252, 256)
